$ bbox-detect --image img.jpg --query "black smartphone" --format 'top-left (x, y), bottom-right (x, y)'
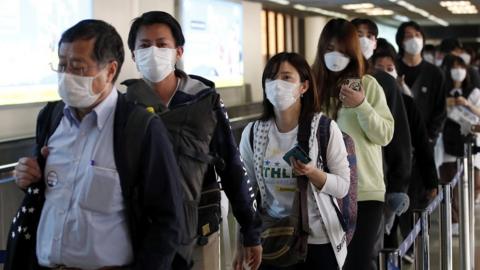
top-left (282, 145), bottom-right (312, 165)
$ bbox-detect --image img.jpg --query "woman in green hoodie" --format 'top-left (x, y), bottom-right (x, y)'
top-left (312, 18), bottom-right (394, 270)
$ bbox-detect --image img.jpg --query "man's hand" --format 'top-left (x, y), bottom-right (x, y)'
top-left (233, 245), bottom-right (262, 270)
top-left (14, 146), bottom-right (49, 189)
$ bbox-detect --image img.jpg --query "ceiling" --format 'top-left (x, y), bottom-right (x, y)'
top-left (253, 0), bottom-right (480, 27)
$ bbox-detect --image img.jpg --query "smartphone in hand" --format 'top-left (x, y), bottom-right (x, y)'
top-left (282, 145), bottom-right (312, 165)
top-left (343, 78), bottom-right (362, 91)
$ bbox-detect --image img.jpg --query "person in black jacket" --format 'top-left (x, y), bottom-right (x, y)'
top-left (395, 21), bottom-right (446, 143)
top-left (125, 11), bottom-right (262, 270)
top-left (372, 41), bottom-right (439, 254)
top-left (10, 20), bottom-right (184, 270)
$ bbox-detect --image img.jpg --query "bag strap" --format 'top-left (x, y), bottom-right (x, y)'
top-left (317, 115), bottom-right (348, 232)
top-left (124, 106), bottom-right (156, 197)
top-left (297, 114), bottom-right (313, 235)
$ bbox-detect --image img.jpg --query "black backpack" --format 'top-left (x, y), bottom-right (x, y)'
top-left (122, 79), bottom-right (224, 251)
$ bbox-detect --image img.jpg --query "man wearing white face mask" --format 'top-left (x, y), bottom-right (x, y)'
top-left (352, 18), bottom-right (412, 202)
top-left (9, 20), bottom-right (184, 270)
top-left (123, 11), bottom-right (263, 270)
top-left (395, 21), bottom-right (446, 145)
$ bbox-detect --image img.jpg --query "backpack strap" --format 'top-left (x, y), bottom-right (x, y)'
top-left (124, 106), bottom-right (156, 197)
top-left (36, 101), bottom-right (65, 170)
top-left (297, 114), bottom-right (313, 236)
top-left (316, 115), bottom-right (348, 232)
top-left (317, 115), bottom-right (331, 172)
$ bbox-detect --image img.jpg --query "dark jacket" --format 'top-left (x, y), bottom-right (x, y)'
top-left (126, 75), bottom-right (262, 246)
top-left (372, 70), bottom-right (412, 193)
top-left (398, 60), bottom-right (447, 141)
top-left (403, 94), bottom-right (439, 189)
top-left (5, 92), bottom-right (184, 270)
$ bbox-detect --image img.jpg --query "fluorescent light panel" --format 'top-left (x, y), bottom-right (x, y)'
top-left (268, 0), bottom-right (290, 5)
top-left (293, 4), bottom-right (348, 18)
top-left (440, 1), bottom-right (478, 14)
top-left (387, 0), bottom-right (449, 26)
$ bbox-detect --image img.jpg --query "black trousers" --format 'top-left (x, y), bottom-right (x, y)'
top-left (344, 201), bottom-right (384, 270)
top-left (259, 244), bottom-right (338, 270)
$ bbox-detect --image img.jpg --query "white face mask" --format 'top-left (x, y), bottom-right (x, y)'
top-left (359, 37), bottom-right (375, 60)
top-left (423, 53), bottom-right (435, 64)
top-left (386, 68), bottom-right (398, 79)
top-left (460, 53), bottom-right (471, 65)
top-left (135, 47), bottom-right (177, 83)
top-left (324, 51), bottom-right (350, 72)
top-left (451, 68), bottom-right (467, 82)
top-left (403, 37), bottom-right (423, 55)
top-left (265, 79), bottom-right (300, 111)
top-left (58, 72), bottom-right (104, 108)
top-left (435, 58), bottom-right (443, 67)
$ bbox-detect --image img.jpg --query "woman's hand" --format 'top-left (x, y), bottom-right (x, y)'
top-left (339, 84), bottom-right (365, 108)
top-left (290, 157), bottom-right (317, 178)
top-left (291, 158), bottom-right (327, 190)
top-left (455, 96), bottom-right (470, 107)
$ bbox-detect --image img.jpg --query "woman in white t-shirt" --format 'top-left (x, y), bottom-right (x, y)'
top-left (233, 52), bottom-right (350, 270)
top-left (439, 54), bottom-right (480, 235)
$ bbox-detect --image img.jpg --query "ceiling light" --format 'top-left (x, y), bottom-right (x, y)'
top-left (267, 0), bottom-right (290, 5)
top-left (293, 4), bottom-right (307, 11)
top-left (307, 7), bottom-right (349, 19)
top-left (440, 1), bottom-right (471, 7)
top-left (392, 0), bottom-right (449, 26)
top-left (440, 1), bottom-right (478, 14)
top-left (393, 14), bottom-right (410, 22)
top-left (355, 7), bottom-right (394, 16)
top-left (342, 3), bottom-right (374, 10)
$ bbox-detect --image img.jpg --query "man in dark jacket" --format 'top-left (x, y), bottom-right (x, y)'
top-left (10, 19), bottom-right (184, 270)
top-left (395, 21), bottom-right (446, 143)
top-left (125, 11), bottom-right (262, 270)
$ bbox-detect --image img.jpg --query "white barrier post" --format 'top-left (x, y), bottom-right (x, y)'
top-left (466, 138), bottom-right (475, 270)
top-left (459, 157), bottom-right (471, 270)
top-left (440, 184), bottom-right (453, 270)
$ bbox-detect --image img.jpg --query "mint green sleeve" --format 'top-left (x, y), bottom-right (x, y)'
top-left (349, 75), bottom-right (394, 146)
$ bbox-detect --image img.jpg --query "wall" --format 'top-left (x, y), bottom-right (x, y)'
top-left (242, 1), bottom-right (263, 103)
top-left (304, 16), bottom-right (327, 65)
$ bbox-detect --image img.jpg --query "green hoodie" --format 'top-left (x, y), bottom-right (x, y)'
top-left (333, 75), bottom-right (394, 202)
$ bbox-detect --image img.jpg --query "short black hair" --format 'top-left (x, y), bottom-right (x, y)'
top-left (395, 21), bottom-right (425, 56)
top-left (128, 11), bottom-right (185, 52)
top-left (372, 38), bottom-right (398, 65)
top-left (59, 19), bottom-right (124, 83)
top-left (351, 18), bottom-right (378, 38)
top-left (423, 44), bottom-right (436, 53)
top-left (440, 38), bottom-right (463, 53)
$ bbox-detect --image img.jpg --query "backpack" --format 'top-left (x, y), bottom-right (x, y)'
top-left (122, 79), bottom-right (223, 249)
top-left (317, 115), bottom-right (358, 244)
top-left (5, 99), bottom-right (155, 270)
top-left (249, 115), bottom-right (358, 245)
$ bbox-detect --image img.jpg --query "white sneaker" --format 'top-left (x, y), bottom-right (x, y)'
top-left (452, 223), bottom-right (459, 236)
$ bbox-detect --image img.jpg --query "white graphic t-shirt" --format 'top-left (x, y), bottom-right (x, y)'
top-left (262, 121), bottom-right (329, 243)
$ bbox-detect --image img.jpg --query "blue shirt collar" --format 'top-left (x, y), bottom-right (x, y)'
top-left (64, 88), bottom-right (118, 130)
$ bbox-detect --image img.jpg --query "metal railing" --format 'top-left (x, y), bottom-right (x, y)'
top-left (380, 137), bottom-right (478, 270)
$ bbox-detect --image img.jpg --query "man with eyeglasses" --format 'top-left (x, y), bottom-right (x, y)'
top-left (8, 19), bottom-right (184, 270)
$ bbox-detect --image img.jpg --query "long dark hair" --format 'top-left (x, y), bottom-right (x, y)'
top-left (442, 55), bottom-right (473, 96)
top-left (312, 18), bottom-right (366, 119)
top-left (260, 52), bottom-right (320, 121)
